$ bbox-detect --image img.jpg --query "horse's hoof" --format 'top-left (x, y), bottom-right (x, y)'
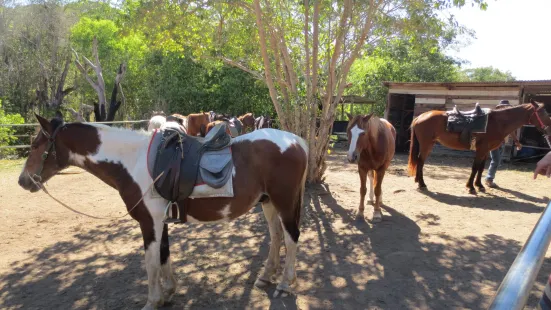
top-left (477, 187), bottom-right (486, 193)
top-left (372, 210), bottom-right (383, 222)
top-left (254, 278), bottom-right (271, 288)
top-left (417, 186), bottom-right (428, 192)
top-left (163, 287), bottom-right (176, 302)
top-left (274, 283), bottom-right (293, 298)
top-left (467, 188), bottom-right (476, 195)
top-left (141, 302), bottom-right (158, 310)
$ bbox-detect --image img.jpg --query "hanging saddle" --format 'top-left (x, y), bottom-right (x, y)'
top-left (150, 122), bottom-right (233, 223)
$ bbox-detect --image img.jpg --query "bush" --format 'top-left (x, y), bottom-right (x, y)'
top-left (0, 101), bottom-right (25, 158)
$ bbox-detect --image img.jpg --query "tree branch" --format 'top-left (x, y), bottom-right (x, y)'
top-left (253, 0), bottom-right (288, 130)
top-left (219, 56), bottom-right (265, 81)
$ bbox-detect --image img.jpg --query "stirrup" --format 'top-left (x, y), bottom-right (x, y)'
top-left (163, 202), bottom-right (181, 224)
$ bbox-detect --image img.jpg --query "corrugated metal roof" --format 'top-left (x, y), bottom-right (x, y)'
top-left (383, 80), bottom-right (551, 87)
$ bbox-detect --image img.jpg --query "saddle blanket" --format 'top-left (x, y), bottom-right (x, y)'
top-left (446, 107), bottom-right (491, 134)
top-left (146, 129), bottom-right (234, 199)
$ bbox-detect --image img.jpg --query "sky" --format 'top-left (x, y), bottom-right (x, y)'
top-left (443, 0), bottom-right (551, 80)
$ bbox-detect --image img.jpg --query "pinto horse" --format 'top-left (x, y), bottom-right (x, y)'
top-left (408, 101), bottom-right (551, 194)
top-left (346, 113), bottom-right (396, 222)
top-left (255, 115), bottom-right (273, 130)
top-left (18, 114), bottom-right (309, 310)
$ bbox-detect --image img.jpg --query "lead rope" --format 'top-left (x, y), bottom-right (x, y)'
top-left (29, 171), bottom-right (164, 220)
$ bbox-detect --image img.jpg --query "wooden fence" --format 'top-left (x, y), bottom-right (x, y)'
top-left (0, 120), bottom-right (149, 150)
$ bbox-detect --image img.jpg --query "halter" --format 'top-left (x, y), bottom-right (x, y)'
top-left (32, 124), bottom-right (65, 183)
top-left (531, 105), bottom-right (551, 148)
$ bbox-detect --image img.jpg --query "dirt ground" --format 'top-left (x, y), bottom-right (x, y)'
top-left (1, 148), bottom-right (551, 310)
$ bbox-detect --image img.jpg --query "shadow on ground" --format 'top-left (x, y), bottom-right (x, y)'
top-left (1, 185), bottom-right (549, 310)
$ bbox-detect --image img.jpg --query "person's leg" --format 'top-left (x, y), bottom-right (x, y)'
top-left (485, 144), bottom-right (504, 187)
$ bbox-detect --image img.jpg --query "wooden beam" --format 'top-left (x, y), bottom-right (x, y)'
top-left (414, 94), bottom-right (519, 100)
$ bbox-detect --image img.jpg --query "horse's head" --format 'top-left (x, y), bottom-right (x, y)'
top-left (528, 101), bottom-right (551, 136)
top-left (18, 114), bottom-right (70, 192)
top-left (346, 112), bottom-right (374, 163)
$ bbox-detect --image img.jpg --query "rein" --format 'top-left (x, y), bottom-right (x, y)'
top-left (30, 170), bottom-right (164, 220)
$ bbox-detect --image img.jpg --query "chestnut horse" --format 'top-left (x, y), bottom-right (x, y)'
top-left (186, 112), bottom-right (210, 137)
top-left (238, 113), bottom-right (255, 133)
top-left (18, 114), bottom-right (308, 310)
top-left (346, 113), bottom-right (396, 222)
top-left (408, 101), bottom-right (551, 194)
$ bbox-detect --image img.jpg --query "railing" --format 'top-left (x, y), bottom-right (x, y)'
top-left (488, 201), bottom-right (551, 310)
top-left (0, 120), bottom-right (148, 150)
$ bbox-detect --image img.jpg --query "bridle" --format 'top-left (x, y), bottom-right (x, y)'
top-left (31, 124), bottom-right (65, 183)
top-left (530, 104), bottom-right (551, 148)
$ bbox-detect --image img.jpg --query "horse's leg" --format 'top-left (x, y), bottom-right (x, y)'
top-left (254, 201), bottom-right (283, 288)
top-left (416, 137), bottom-right (434, 191)
top-left (466, 159), bottom-right (479, 195)
top-left (140, 215), bottom-right (166, 310)
top-left (368, 170), bottom-right (375, 204)
top-left (160, 224), bottom-right (177, 301)
top-left (372, 168), bottom-right (386, 223)
top-left (271, 190), bottom-right (303, 297)
top-left (357, 166), bottom-right (368, 220)
top-left (475, 156), bottom-right (488, 192)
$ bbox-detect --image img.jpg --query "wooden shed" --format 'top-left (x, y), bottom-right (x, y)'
top-left (383, 80), bottom-right (551, 160)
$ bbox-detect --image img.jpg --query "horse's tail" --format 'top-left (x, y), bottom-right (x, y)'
top-left (407, 120), bottom-right (420, 178)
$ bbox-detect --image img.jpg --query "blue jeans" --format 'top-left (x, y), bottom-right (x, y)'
top-left (486, 144), bottom-right (504, 181)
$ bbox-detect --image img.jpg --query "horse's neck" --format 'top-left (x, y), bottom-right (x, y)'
top-left (66, 125), bottom-right (150, 189)
top-left (493, 105), bottom-right (531, 136)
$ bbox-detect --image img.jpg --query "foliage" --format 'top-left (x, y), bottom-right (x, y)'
top-left (0, 101), bottom-right (25, 157)
top-left (459, 66), bottom-right (516, 82)
top-left (347, 37), bottom-right (464, 116)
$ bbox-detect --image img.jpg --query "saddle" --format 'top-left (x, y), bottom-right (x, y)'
top-left (151, 123), bottom-right (233, 223)
top-left (446, 103), bottom-right (491, 148)
top-left (228, 117), bottom-right (242, 137)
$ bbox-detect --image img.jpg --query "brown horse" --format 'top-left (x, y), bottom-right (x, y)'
top-left (18, 114), bottom-right (308, 310)
top-left (186, 112), bottom-right (210, 137)
top-left (346, 113), bottom-right (396, 222)
top-left (408, 101), bottom-right (551, 194)
top-left (238, 113), bottom-right (255, 133)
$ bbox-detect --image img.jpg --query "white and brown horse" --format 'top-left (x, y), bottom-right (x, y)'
top-left (18, 114), bottom-right (309, 310)
top-left (346, 113), bottom-right (396, 222)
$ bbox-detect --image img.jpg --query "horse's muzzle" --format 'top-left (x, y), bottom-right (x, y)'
top-left (18, 174), bottom-right (40, 193)
top-left (347, 152), bottom-right (359, 164)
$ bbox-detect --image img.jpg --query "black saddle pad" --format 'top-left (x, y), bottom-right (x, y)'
top-left (446, 109), bottom-right (490, 134)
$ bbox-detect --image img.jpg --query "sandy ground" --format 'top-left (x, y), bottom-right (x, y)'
top-left (1, 149), bottom-right (551, 310)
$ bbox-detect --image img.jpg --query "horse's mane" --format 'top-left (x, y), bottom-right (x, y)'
top-left (495, 102), bottom-right (541, 111)
top-left (88, 122), bottom-right (151, 137)
top-left (366, 116), bottom-right (386, 141)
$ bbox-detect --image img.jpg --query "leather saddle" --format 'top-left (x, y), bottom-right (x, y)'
top-left (446, 103), bottom-right (491, 148)
top-left (152, 123), bottom-right (232, 223)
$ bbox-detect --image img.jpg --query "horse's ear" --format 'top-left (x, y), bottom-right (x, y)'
top-left (531, 100), bottom-right (539, 109)
top-left (346, 113), bottom-right (353, 120)
top-left (362, 112), bottom-right (374, 122)
top-left (35, 113), bottom-right (52, 134)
